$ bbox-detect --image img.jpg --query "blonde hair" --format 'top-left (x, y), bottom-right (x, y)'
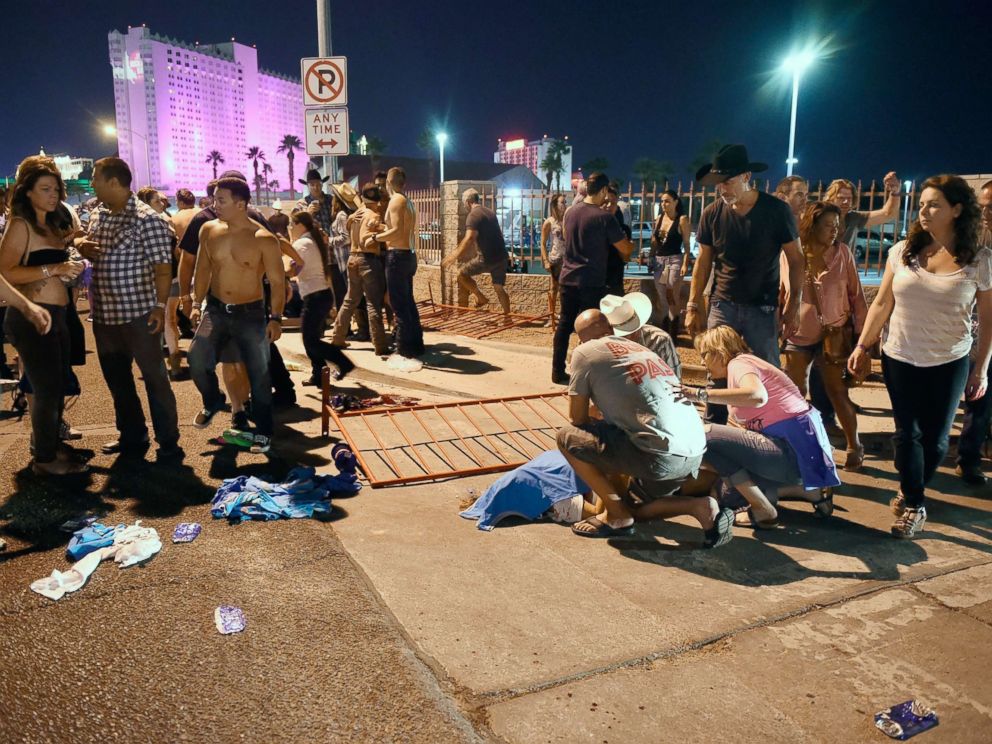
top-left (693, 325), bottom-right (751, 366)
top-left (825, 178), bottom-right (857, 203)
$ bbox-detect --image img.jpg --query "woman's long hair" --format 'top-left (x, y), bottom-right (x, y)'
top-left (903, 174), bottom-right (981, 267)
top-left (799, 201), bottom-right (842, 248)
top-left (549, 193), bottom-right (566, 223)
top-left (291, 210), bottom-right (332, 280)
top-left (9, 156), bottom-right (73, 240)
top-left (659, 189), bottom-right (685, 218)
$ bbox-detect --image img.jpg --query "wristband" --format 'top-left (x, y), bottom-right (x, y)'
top-left (686, 301), bottom-right (699, 310)
top-left (42, 265), bottom-right (51, 278)
top-left (695, 387), bottom-right (709, 404)
top-left (856, 343), bottom-right (868, 352)
top-left (155, 302), bottom-right (166, 310)
top-left (269, 315), bottom-right (283, 323)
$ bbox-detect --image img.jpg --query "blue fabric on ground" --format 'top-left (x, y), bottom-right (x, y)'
top-left (762, 409), bottom-right (841, 490)
top-left (459, 450), bottom-right (589, 531)
top-left (67, 523), bottom-right (123, 560)
top-left (211, 466), bottom-right (361, 523)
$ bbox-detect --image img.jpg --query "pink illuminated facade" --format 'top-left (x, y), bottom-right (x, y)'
top-left (108, 26), bottom-right (305, 196)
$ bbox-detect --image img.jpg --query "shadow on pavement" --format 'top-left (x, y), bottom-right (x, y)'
top-left (97, 453), bottom-right (215, 519)
top-left (422, 342), bottom-right (502, 376)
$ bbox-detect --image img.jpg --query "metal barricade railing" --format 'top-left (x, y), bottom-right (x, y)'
top-left (408, 186), bottom-right (442, 265)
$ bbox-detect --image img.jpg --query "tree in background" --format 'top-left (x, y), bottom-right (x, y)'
top-left (261, 162), bottom-right (274, 203)
top-left (582, 157), bottom-right (609, 174)
top-left (687, 139), bottom-right (725, 179)
top-left (276, 135), bottom-right (303, 200)
top-left (206, 150), bottom-right (225, 180)
top-left (416, 128), bottom-right (437, 187)
top-left (632, 158), bottom-right (675, 188)
top-left (245, 146), bottom-right (266, 202)
top-left (546, 139), bottom-right (571, 193)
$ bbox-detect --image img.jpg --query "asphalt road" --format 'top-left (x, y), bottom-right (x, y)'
top-left (0, 322), bottom-right (480, 743)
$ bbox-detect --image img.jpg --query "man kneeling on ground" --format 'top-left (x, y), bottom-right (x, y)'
top-left (557, 309), bottom-right (733, 547)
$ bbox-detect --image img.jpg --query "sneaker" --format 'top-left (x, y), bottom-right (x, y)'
top-left (272, 390), bottom-right (297, 408)
top-left (890, 492), bottom-right (906, 517)
top-left (302, 374), bottom-right (322, 387)
top-left (249, 434), bottom-right (271, 454)
top-left (156, 444), bottom-right (185, 461)
top-left (59, 420), bottom-right (83, 441)
top-left (193, 396), bottom-right (227, 428)
top-left (231, 409), bottom-right (250, 431)
top-left (956, 463), bottom-right (987, 486)
top-left (891, 506), bottom-right (926, 539)
top-left (101, 435), bottom-right (150, 455)
top-left (222, 428), bottom-right (255, 448)
top-left (551, 371), bottom-right (570, 386)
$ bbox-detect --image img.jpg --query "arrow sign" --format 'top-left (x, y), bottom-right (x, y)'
top-left (305, 107), bottom-right (350, 157)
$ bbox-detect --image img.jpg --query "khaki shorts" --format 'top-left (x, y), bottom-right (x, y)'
top-left (461, 254), bottom-right (507, 285)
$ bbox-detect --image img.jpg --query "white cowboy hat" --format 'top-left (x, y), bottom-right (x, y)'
top-left (600, 292), bottom-right (652, 336)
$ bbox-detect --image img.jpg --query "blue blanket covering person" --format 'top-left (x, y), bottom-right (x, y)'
top-left (211, 466), bottom-right (361, 523)
top-left (459, 450), bottom-right (590, 531)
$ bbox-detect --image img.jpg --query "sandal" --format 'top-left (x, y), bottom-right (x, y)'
top-left (843, 445), bottom-right (865, 472)
top-left (571, 516), bottom-right (634, 539)
top-left (702, 507), bottom-right (735, 549)
top-left (734, 508), bottom-right (780, 530)
top-left (810, 487), bottom-right (834, 519)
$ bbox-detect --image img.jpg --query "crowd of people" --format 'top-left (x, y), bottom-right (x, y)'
top-left (1, 140), bottom-right (989, 543)
top-left (547, 144), bottom-right (991, 541)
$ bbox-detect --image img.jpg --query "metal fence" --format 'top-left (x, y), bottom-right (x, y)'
top-left (408, 186), bottom-right (442, 265)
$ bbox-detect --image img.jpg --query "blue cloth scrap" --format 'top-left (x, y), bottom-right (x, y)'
top-left (67, 522), bottom-right (123, 561)
top-left (762, 408), bottom-right (841, 490)
top-left (460, 450), bottom-right (589, 531)
top-left (211, 466), bottom-right (361, 523)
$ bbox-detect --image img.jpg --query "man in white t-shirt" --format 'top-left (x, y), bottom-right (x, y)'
top-left (557, 309), bottom-right (733, 547)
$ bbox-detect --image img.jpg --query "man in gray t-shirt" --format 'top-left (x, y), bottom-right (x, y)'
top-left (558, 310), bottom-right (732, 546)
top-left (442, 189), bottom-right (510, 312)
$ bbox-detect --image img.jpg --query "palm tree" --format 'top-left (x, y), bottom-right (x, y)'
top-left (547, 139), bottom-right (571, 193)
top-left (276, 135), bottom-right (303, 200)
top-left (261, 162), bottom-right (274, 204)
top-left (206, 150), bottom-right (225, 180)
top-left (245, 146), bottom-right (266, 202)
top-left (539, 154), bottom-right (557, 195)
top-left (416, 129), bottom-right (437, 187)
top-left (365, 136), bottom-right (388, 179)
top-left (582, 157), bottom-right (609, 174)
top-left (268, 179), bottom-right (280, 197)
top-left (632, 158), bottom-right (674, 189)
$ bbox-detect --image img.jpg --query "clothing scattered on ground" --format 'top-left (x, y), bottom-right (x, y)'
top-left (32, 522), bottom-right (163, 600)
top-left (215, 606), bottom-right (247, 635)
top-left (211, 465), bottom-right (361, 523)
top-left (172, 523), bottom-right (202, 543)
top-left (330, 393), bottom-right (422, 413)
top-left (460, 450), bottom-right (590, 531)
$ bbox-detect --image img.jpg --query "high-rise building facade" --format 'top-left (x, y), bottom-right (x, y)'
top-left (493, 136), bottom-right (573, 190)
top-left (108, 26), bottom-right (305, 195)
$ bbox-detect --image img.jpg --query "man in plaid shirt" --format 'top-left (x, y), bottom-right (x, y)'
top-left (76, 157), bottom-right (182, 460)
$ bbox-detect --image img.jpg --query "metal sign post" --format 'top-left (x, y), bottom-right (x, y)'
top-left (315, 0), bottom-right (338, 180)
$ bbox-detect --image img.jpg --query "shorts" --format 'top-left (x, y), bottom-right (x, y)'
top-left (783, 339), bottom-right (821, 354)
top-left (462, 254), bottom-right (507, 285)
top-left (652, 254), bottom-right (683, 286)
top-left (557, 421), bottom-right (703, 485)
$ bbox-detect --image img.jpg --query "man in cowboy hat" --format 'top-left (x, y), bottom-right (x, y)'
top-left (556, 308), bottom-right (731, 546)
top-left (600, 292), bottom-right (680, 378)
top-left (295, 168), bottom-right (333, 233)
top-left (686, 144), bottom-right (804, 365)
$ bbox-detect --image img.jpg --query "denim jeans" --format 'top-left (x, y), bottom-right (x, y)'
top-left (958, 356), bottom-right (992, 467)
top-left (5, 304), bottom-right (70, 462)
top-left (882, 353), bottom-right (970, 506)
top-left (94, 312), bottom-right (180, 449)
top-left (552, 285), bottom-right (607, 376)
top-left (301, 289), bottom-right (352, 379)
top-left (703, 423), bottom-right (801, 499)
top-left (385, 250), bottom-right (424, 357)
top-left (707, 298), bottom-right (780, 366)
top-left (333, 253), bottom-right (388, 353)
top-left (189, 300), bottom-right (273, 435)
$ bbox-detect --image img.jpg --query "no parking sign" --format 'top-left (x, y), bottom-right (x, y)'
top-left (300, 56), bottom-right (348, 107)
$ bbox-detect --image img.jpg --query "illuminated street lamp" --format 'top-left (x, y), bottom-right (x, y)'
top-left (436, 132), bottom-right (448, 185)
top-left (102, 123), bottom-right (151, 188)
top-left (781, 50), bottom-right (816, 177)
top-left (902, 179), bottom-right (913, 236)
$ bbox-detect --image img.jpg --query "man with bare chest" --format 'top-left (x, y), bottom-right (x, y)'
top-left (375, 167), bottom-right (424, 358)
top-left (188, 178), bottom-right (286, 454)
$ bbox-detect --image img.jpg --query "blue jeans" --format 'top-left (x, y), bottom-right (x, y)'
top-left (957, 356), bottom-right (992, 468)
top-left (385, 250), bottom-right (424, 357)
top-left (189, 299), bottom-right (273, 435)
top-left (707, 298), bottom-right (780, 366)
top-left (883, 353), bottom-right (970, 506)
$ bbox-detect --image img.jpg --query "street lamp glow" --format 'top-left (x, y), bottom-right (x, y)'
top-left (102, 124), bottom-right (117, 137)
top-left (436, 132), bottom-right (447, 185)
top-left (782, 48), bottom-right (818, 177)
top-left (782, 49), bottom-right (816, 74)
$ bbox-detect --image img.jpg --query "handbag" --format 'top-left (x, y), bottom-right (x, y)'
top-left (805, 267), bottom-right (853, 365)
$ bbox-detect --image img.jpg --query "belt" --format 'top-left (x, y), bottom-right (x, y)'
top-left (206, 295), bottom-right (265, 313)
top-left (387, 247), bottom-right (412, 252)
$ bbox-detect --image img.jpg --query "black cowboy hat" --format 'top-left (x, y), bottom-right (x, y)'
top-left (219, 169), bottom-right (249, 182)
top-left (299, 168), bottom-right (330, 185)
top-left (695, 144), bottom-right (768, 186)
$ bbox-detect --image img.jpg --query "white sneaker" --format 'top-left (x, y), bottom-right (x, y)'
top-left (250, 434), bottom-right (271, 454)
top-left (891, 506), bottom-right (926, 539)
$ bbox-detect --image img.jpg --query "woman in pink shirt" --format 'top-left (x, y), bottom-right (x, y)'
top-left (685, 326), bottom-right (840, 528)
top-left (782, 202), bottom-right (868, 470)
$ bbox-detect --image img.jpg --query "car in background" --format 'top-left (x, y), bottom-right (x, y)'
top-left (851, 229), bottom-right (895, 265)
top-left (630, 221), bottom-right (654, 243)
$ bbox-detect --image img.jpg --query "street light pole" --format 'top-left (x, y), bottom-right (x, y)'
top-left (104, 124), bottom-right (150, 188)
top-left (436, 132), bottom-right (447, 185)
top-left (782, 50), bottom-right (815, 177)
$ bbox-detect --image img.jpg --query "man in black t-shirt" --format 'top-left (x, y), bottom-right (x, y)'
top-left (442, 189), bottom-right (510, 313)
top-left (686, 145), bottom-right (804, 366)
top-left (551, 172), bottom-right (635, 385)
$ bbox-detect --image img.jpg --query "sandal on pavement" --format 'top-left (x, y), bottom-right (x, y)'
top-left (702, 507), bottom-right (735, 549)
top-left (811, 487), bottom-right (834, 519)
top-left (571, 516), bottom-right (634, 539)
top-left (843, 445), bottom-right (865, 472)
top-left (734, 508), bottom-right (780, 530)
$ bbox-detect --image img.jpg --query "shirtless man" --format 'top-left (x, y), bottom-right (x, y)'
top-left (374, 167), bottom-right (423, 358)
top-left (187, 177), bottom-right (286, 454)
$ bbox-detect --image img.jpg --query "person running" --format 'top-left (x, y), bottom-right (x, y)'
top-left (849, 175), bottom-right (991, 539)
top-left (295, 168), bottom-right (347, 311)
top-left (187, 177), bottom-right (286, 455)
top-left (781, 202), bottom-right (868, 471)
top-left (539, 193), bottom-right (567, 321)
top-left (551, 172), bottom-right (634, 385)
top-left (289, 210), bottom-right (354, 386)
top-left (375, 167), bottom-right (424, 359)
top-left (648, 189), bottom-right (691, 335)
top-left (0, 156), bottom-right (81, 475)
top-left (442, 189), bottom-right (510, 313)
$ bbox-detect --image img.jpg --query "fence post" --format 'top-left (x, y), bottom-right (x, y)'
top-left (439, 180), bottom-right (498, 304)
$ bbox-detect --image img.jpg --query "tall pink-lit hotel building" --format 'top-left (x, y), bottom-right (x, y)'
top-left (108, 26), bottom-right (305, 194)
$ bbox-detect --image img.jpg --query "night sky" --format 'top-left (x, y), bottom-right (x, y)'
top-left (2, 0), bottom-right (989, 187)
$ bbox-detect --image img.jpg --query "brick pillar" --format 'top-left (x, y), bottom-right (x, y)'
top-left (439, 180), bottom-right (496, 304)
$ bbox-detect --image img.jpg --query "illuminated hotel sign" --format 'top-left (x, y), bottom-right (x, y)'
top-left (504, 139), bottom-right (525, 151)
